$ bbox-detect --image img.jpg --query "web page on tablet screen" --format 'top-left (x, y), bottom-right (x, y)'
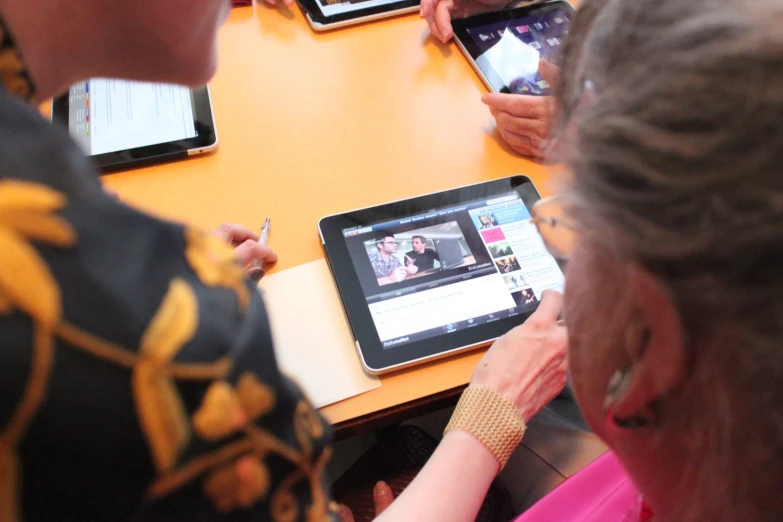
top-left (68, 79), bottom-right (197, 156)
top-left (342, 192), bottom-right (564, 348)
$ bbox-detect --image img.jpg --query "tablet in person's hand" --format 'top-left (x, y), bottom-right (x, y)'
top-left (452, 1), bottom-right (574, 94)
top-left (319, 176), bottom-right (565, 374)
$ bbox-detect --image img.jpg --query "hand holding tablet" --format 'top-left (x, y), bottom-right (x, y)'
top-left (420, 0), bottom-right (507, 43)
top-left (452, 1), bottom-right (573, 95)
top-left (481, 58), bottom-right (560, 158)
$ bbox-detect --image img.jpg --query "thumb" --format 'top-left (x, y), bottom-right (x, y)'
top-left (374, 481), bottom-right (394, 516)
top-left (336, 504), bottom-right (355, 522)
top-left (539, 57), bottom-right (562, 87)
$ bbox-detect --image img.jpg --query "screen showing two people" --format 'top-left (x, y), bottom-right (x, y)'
top-left (342, 192), bottom-right (564, 349)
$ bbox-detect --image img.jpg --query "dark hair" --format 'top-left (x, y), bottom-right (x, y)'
top-left (375, 234), bottom-right (394, 248)
top-left (412, 235), bottom-right (426, 244)
top-left (556, 0), bottom-right (783, 519)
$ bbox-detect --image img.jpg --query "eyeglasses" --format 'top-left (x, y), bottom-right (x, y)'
top-left (531, 194), bottom-right (578, 261)
top-left (382, 240), bottom-right (397, 245)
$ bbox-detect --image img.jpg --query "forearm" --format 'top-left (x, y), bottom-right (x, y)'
top-left (374, 430), bottom-right (500, 522)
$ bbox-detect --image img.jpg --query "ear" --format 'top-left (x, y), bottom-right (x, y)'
top-left (612, 264), bottom-right (688, 420)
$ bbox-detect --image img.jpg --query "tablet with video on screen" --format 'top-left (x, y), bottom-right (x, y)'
top-left (319, 176), bottom-right (565, 375)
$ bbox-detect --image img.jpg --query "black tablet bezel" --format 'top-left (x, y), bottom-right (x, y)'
top-left (319, 175), bottom-right (559, 373)
top-left (52, 85), bottom-right (217, 173)
top-left (296, 0), bottom-right (419, 26)
top-left (452, 1), bottom-right (575, 91)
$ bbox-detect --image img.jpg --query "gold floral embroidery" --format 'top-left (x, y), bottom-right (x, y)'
top-left (0, 181), bottom-right (75, 522)
top-left (193, 382), bottom-right (242, 441)
top-left (133, 278), bottom-right (198, 474)
top-left (295, 400), bottom-right (326, 458)
top-left (237, 373), bottom-right (276, 421)
top-left (154, 388), bottom-right (332, 521)
top-left (0, 181), bottom-right (75, 328)
top-left (271, 470), bottom-right (304, 522)
top-left (203, 455), bottom-right (270, 512)
top-left (0, 180), bottom-right (331, 521)
top-left (269, 447), bottom-right (331, 522)
top-left (193, 374), bottom-right (275, 442)
top-left (184, 228), bottom-right (249, 311)
top-left (305, 447), bottom-right (332, 522)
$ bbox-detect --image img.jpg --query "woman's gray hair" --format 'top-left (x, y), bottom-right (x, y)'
top-left (557, 0), bottom-right (783, 519)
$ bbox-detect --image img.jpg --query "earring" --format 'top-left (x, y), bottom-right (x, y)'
top-left (603, 368), bottom-right (655, 430)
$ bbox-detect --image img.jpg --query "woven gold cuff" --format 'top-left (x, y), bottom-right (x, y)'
top-left (444, 386), bottom-right (527, 470)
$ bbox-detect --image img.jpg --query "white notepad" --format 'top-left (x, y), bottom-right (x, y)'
top-left (258, 259), bottom-right (381, 409)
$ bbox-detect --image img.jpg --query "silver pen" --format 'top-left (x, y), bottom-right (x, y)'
top-left (250, 217), bottom-right (271, 282)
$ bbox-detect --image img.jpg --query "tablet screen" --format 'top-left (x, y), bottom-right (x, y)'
top-left (67, 79), bottom-right (198, 156)
top-left (464, 8), bottom-right (571, 94)
top-left (314, 0), bottom-right (403, 17)
top-left (341, 191), bottom-right (564, 349)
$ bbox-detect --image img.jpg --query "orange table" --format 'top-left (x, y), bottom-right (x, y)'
top-left (101, 5), bottom-right (557, 433)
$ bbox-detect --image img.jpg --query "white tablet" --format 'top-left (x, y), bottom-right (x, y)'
top-left (52, 80), bottom-right (217, 173)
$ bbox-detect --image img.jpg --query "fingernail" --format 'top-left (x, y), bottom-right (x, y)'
top-left (374, 481), bottom-right (389, 497)
top-left (481, 94), bottom-right (490, 103)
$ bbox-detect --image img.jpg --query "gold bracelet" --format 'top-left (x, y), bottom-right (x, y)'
top-left (444, 386), bottom-right (527, 470)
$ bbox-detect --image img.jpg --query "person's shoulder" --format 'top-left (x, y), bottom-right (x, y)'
top-left (0, 88), bottom-right (101, 195)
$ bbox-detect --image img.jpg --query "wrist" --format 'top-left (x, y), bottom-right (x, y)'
top-left (441, 429), bottom-right (500, 476)
top-left (445, 386), bottom-right (527, 471)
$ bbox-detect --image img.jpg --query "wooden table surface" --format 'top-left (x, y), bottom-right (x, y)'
top-left (100, 4), bottom-right (557, 432)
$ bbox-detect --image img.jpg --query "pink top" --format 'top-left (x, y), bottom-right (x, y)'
top-left (513, 452), bottom-right (653, 522)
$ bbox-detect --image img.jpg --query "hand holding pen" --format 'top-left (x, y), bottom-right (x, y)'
top-left (249, 217), bottom-right (271, 282)
top-left (212, 221), bottom-right (277, 282)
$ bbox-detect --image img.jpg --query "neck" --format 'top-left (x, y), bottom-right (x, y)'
top-left (0, 0), bottom-right (98, 100)
top-left (616, 427), bottom-right (778, 522)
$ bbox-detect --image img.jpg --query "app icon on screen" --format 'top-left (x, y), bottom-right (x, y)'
top-left (479, 33), bottom-right (490, 41)
top-left (529, 41), bottom-right (542, 50)
top-left (547, 37), bottom-right (561, 46)
top-left (533, 22), bottom-right (544, 30)
top-left (554, 17), bottom-right (565, 24)
top-left (517, 25), bottom-right (529, 33)
top-left (537, 79), bottom-right (550, 90)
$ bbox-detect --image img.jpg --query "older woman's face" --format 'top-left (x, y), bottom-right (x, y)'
top-left (564, 238), bottom-right (632, 440)
top-left (91, 0), bottom-right (230, 86)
